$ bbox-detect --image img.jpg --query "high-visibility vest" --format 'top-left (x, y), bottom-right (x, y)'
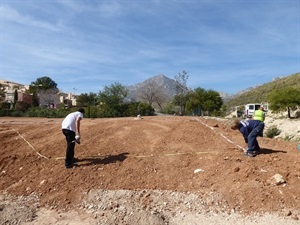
top-left (253, 109), bottom-right (265, 122)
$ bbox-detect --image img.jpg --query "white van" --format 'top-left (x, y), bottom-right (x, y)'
top-left (244, 103), bottom-right (268, 118)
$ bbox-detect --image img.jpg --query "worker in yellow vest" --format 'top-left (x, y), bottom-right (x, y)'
top-left (253, 105), bottom-right (265, 138)
top-left (253, 105), bottom-right (265, 122)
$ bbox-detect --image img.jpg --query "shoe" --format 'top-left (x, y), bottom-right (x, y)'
top-left (254, 150), bottom-right (261, 155)
top-left (244, 152), bottom-right (256, 157)
top-left (72, 157), bottom-right (79, 163)
top-left (65, 164), bottom-right (74, 169)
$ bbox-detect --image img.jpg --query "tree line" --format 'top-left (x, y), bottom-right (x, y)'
top-left (1, 71), bottom-right (299, 118)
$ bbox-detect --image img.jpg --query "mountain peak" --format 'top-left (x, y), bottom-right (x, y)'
top-left (126, 74), bottom-right (178, 102)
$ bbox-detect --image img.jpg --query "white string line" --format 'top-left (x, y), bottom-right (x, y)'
top-left (195, 118), bottom-right (246, 152)
top-left (12, 129), bottom-right (49, 159)
top-left (54, 151), bottom-right (211, 160)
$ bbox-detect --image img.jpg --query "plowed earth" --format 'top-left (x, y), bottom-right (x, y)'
top-left (1, 116), bottom-right (300, 224)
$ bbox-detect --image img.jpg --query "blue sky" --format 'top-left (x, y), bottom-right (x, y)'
top-left (1, 0), bottom-right (299, 95)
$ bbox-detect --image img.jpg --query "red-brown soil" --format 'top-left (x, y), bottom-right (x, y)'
top-left (1, 116), bottom-right (300, 224)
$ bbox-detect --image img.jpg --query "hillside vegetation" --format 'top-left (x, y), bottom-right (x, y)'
top-left (224, 72), bottom-right (300, 109)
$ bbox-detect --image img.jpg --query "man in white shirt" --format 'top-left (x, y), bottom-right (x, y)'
top-left (61, 108), bottom-right (85, 168)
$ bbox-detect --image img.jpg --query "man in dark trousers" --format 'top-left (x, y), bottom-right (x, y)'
top-left (231, 119), bottom-right (264, 157)
top-left (61, 108), bottom-right (85, 168)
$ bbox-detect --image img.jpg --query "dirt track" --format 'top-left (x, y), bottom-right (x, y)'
top-left (1, 116), bottom-right (300, 224)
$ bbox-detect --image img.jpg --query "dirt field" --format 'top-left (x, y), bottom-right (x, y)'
top-left (1, 115), bottom-right (300, 224)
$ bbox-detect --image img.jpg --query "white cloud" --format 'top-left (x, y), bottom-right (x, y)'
top-left (1, 5), bottom-right (61, 32)
top-left (1, 0), bottom-right (299, 94)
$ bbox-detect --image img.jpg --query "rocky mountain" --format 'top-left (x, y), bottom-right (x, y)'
top-left (218, 92), bottom-right (233, 102)
top-left (126, 74), bottom-right (233, 103)
top-left (126, 74), bottom-right (178, 102)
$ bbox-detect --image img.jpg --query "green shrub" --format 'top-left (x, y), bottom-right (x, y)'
top-left (265, 126), bottom-right (281, 138)
top-left (0, 109), bottom-right (9, 116)
top-left (0, 102), bottom-right (11, 110)
top-left (283, 135), bottom-right (294, 141)
top-left (11, 110), bottom-right (24, 117)
top-left (14, 102), bottom-right (31, 112)
top-left (1, 101), bottom-right (155, 118)
top-left (24, 107), bottom-right (67, 118)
